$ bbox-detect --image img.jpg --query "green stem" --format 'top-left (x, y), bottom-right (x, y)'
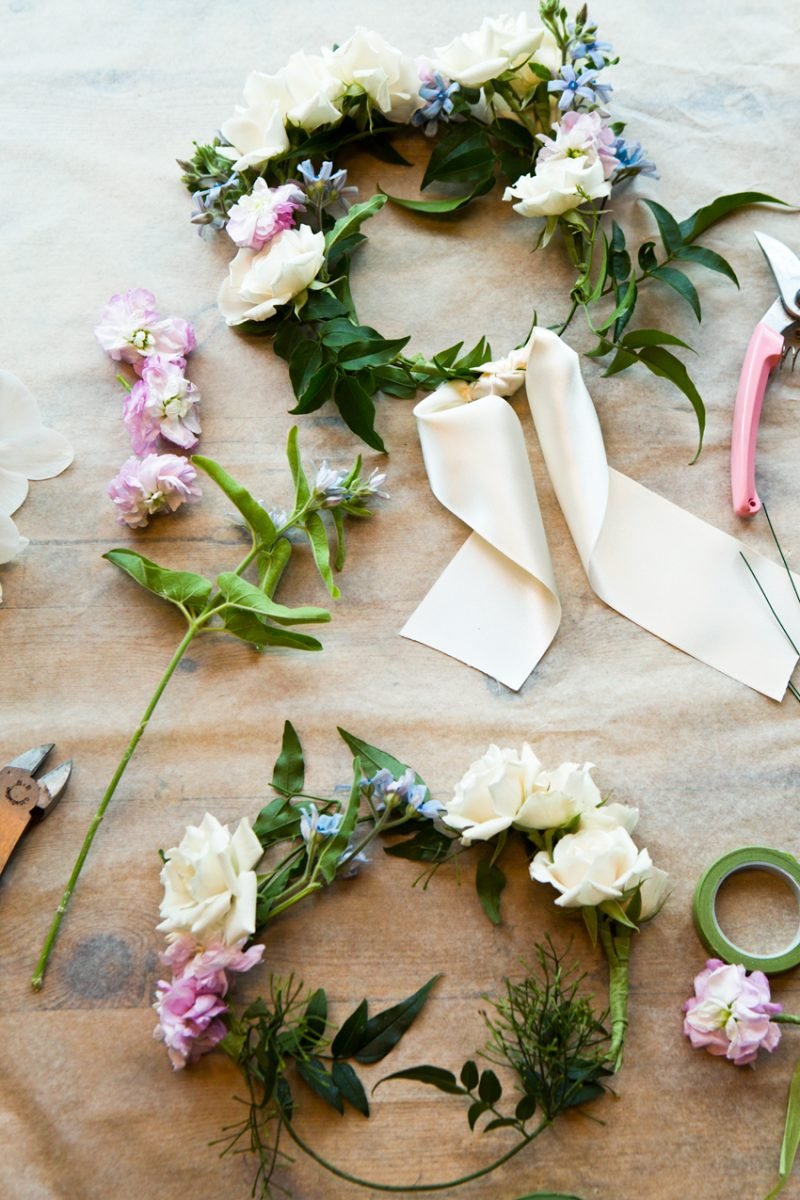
top-left (32, 540), bottom-right (262, 990)
top-left (31, 622), bottom-right (198, 989)
top-left (599, 921), bottom-right (632, 1072)
top-left (277, 1107), bottom-right (548, 1193)
top-left (775, 1015), bottom-right (800, 1026)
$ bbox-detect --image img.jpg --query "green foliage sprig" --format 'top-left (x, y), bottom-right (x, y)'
top-left (31, 432), bottom-right (385, 989)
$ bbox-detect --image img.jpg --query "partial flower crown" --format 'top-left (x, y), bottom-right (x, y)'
top-left (179, 3), bottom-right (779, 458)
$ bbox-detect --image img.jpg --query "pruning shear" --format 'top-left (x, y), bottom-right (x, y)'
top-left (0, 744), bottom-right (72, 879)
top-left (731, 231), bottom-right (800, 517)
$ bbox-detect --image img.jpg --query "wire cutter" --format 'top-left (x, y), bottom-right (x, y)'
top-left (0, 744), bottom-right (72, 879)
top-left (731, 231), bottom-right (800, 517)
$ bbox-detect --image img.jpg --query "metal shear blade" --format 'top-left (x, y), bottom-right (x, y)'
top-left (0, 744), bottom-right (72, 879)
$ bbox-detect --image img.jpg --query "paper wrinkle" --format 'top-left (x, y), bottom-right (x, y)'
top-left (405, 326), bottom-right (800, 700)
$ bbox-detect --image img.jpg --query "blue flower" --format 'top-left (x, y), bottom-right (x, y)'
top-left (412, 71), bottom-right (460, 138)
top-left (296, 159), bottom-right (358, 219)
top-left (613, 136), bottom-right (659, 178)
top-left (548, 65), bottom-right (612, 112)
top-left (299, 803), bottom-right (343, 843)
top-left (568, 19), bottom-right (614, 69)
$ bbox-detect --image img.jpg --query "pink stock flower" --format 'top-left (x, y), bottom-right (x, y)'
top-left (107, 453), bottom-right (201, 528)
top-left (226, 179), bottom-right (306, 251)
top-left (683, 958), bottom-right (783, 1066)
top-left (154, 937), bottom-right (264, 1069)
top-left (153, 972), bottom-right (229, 1070)
top-left (122, 356), bottom-right (202, 454)
top-left (538, 110), bottom-right (618, 180)
top-left (95, 288), bottom-right (196, 364)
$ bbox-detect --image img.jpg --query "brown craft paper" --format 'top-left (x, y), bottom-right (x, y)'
top-left (2, 1), bottom-right (800, 1197)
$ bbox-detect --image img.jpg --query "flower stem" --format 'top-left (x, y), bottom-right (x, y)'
top-left (31, 622), bottom-right (198, 990)
top-left (599, 921), bottom-right (632, 1072)
top-left (775, 1015), bottom-right (800, 1026)
top-left (276, 1107), bottom-right (548, 1193)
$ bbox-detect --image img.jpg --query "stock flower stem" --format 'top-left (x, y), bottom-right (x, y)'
top-left (31, 622), bottom-right (199, 990)
top-left (276, 1107), bottom-right (548, 1193)
top-left (32, 542), bottom-right (261, 991)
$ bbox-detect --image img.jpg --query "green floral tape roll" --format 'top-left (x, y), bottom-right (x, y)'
top-left (693, 846), bottom-right (800, 974)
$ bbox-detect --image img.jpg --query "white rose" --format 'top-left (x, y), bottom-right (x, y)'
top-left (530, 825), bottom-right (653, 908)
top-left (157, 812), bottom-right (263, 945)
top-left (442, 744), bottom-right (602, 842)
top-left (434, 14), bottom-right (545, 87)
top-left (221, 93), bottom-right (289, 173)
top-left (638, 864), bottom-right (671, 920)
top-left (578, 802), bottom-right (640, 835)
top-left (218, 225), bottom-right (326, 326)
top-left (322, 28), bottom-right (421, 123)
top-left (503, 157), bottom-right (611, 217)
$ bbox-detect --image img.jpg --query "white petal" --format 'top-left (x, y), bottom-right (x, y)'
top-left (0, 468), bottom-right (29, 516)
top-left (3, 427), bottom-right (74, 481)
top-left (0, 370), bottom-right (41, 440)
top-left (0, 512), bottom-right (28, 564)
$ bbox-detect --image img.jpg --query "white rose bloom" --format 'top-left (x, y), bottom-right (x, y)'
top-left (434, 14), bottom-right (545, 87)
top-left (157, 812), bottom-right (263, 945)
top-left (218, 225), bottom-right (326, 325)
top-left (530, 825), bottom-right (653, 908)
top-left (503, 156), bottom-right (611, 217)
top-left (442, 744), bottom-right (602, 842)
top-left (638, 864), bottom-right (671, 921)
top-left (221, 93), bottom-right (289, 172)
top-left (578, 802), bottom-right (640, 835)
top-left (322, 28), bottom-right (421, 123)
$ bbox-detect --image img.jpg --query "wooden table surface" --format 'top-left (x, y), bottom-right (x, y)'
top-left (3, 1), bottom-right (800, 1197)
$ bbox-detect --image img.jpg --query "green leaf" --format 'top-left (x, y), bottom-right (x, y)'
top-left (217, 572), bottom-right (330, 625)
top-left (337, 729), bottom-right (425, 788)
top-left (421, 126), bottom-right (494, 189)
top-left (359, 135), bottom-right (413, 167)
top-left (285, 425), bottom-right (311, 507)
top-left (324, 194), bottom-right (387, 259)
top-left (296, 1058), bottom-right (343, 1114)
top-left (192, 456), bottom-right (277, 546)
top-left (513, 1194), bottom-right (587, 1199)
top-left (334, 374), bottom-right (386, 453)
top-left (354, 975), bottom-right (441, 1065)
top-left (598, 898), bottom-right (639, 930)
top-left (301, 290), bottom-right (350, 320)
top-left (515, 1094), bottom-right (537, 1122)
top-left (331, 506), bottom-right (346, 571)
top-left (290, 362), bottom-right (338, 415)
top-left (478, 1069), bottom-right (502, 1104)
top-left (596, 275), bottom-right (636, 333)
top-left (475, 858), bottom-right (507, 926)
top-left (453, 336), bottom-right (492, 370)
top-left (637, 345), bottom-right (706, 459)
top-left (771, 1060), bottom-right (800, 1197)
top-left (678, 190), bottom-right (788, 244)
top-left (609, 222), bottom-right (630, 283)
top-left (339, 335), bottom-right (411, 371)
top-left (289, 339), bottom-right (323, 396)
top-left (331, 999), bottom-right (369, 1059)
top-left (253, 795), bottom-right (301, 845)
top-left (602, 348), bottom-right (638, 377)
top-left (484, 1117), bottom-right (518, 1132)
top-left (331, 1060), bottom-right (370, 1116)
top-left (221, 609), bottom-right (323, 652)
top-left (271, 720), bottom-right (305, 797)
top-left (581, 903), bottom-right (599, 948)
top-left (325, 232), bottom-right (368, 269)
top-left (378, 1065), bottom-right (465, 1095)
top-left (304, 512), bottom-right (340, 599)
top-left (642, 198), bottom-right (683, 254)
top-left (467, 1099), bottom-right (489, 1130)
top-left (271, 319), bottom-right (310, 365)
top-left (637, 240), bottom-right (658, 273)
top-left (384, 825), bottom-right (456, 863)
top-left (383, 175), bottom-right (495, 214)
top-left (621, 329), bottom-right (694, 351)
top-left (103, 549), bottom-right (211, 616)
top-left (461, 1060), bottom-right (479, 1091)
top-left (674, 243), bottom-right (740, 286)
top-left (316, 761), bottom-right (361, 885)
top-left (647, 265), bottom-right (701, 321)
top-left (299, 988), bottom-right (328, 1053)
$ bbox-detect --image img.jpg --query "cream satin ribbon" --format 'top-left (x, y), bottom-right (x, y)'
top-left (402, 328), bottom-right (800, 698)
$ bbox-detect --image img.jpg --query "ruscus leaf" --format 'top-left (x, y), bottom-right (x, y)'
top-left (475, 858), bottom-right (507, 925)
top-left (647, 265), bottom-right (702, 321)
top-left (295, 1058), bottom-right (343, 1113)
top-left (642, 198), bottom-right (683, 254)
top-left (331, 998), bottom-right (369, 1059)
top-left (331, 1060), bottom-right (370, 1116)
top-left (377, 1065), bottom-right (465, 1095)
top-left (354, 976), bottom-right (441, 1065)
top-left (678, 190), bottom-right (788, 244)
top-left (271, 721), bottom-right (305, 796)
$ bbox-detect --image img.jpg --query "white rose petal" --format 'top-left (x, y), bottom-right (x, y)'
top-left (157, 812), bottom-right (263, 945)
top-left (579, 802), bottom-right (640, 835)
top-left (221, 93), bottom-right (290, 172)
top-left (530, 825), bottom-right (653, 908)
top-left (435, 14), bottom-right (545, 87)
top-left (218, 225), bottom-right (326, 326)
top-left (638, 864), bottom-right (671, 920)
top-left (0, 512), bottom-right (28, 566)
top-left (322, 28), bottom-right (421, 122)
top-left (442, 744), bottom-right (603, 842)
top-left (503, 157), bottom-right (611, 218)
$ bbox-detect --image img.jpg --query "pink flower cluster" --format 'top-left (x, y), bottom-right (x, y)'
top-left (154, 934), bottom-right (264, 1070)
top-left (537, 110), bottom-right (618, 180)
top-left (683, 958), bottom-right (782, 1066)
top-left (226, 178), bottom-right (306, 251)
top-left (95, 289), bottom-right (203, 528)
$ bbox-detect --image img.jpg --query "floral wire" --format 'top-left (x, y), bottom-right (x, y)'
top-left (762, 501), bottom-right (800, 608)
top-left (739, 553), bottom-right (800, 657)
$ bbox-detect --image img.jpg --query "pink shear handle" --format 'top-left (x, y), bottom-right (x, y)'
top-left (731, 322), bottom-right (784, 516)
